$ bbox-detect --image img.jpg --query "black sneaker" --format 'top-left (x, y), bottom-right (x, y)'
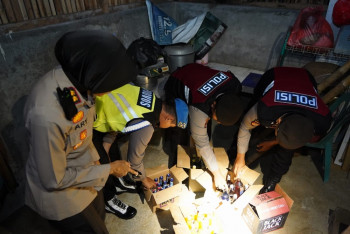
top-left (114, 174), bottom-right (138, 194)
top-left (105, 195), bottom-right (137, 219)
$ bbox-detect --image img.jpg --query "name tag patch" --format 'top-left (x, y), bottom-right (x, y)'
top-left (275, 90), bottom-right (317, 109)
top-left (198, 72), bottom-right (229, 96)
top-left (137, 88), bottom-right (153, 110)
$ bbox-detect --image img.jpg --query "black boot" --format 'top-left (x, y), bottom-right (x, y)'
top-left (259, 174), bottom-right (282, 194)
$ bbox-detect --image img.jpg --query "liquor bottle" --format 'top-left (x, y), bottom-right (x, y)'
top-left (169, 178), bottom-right (174, 187)
top-left (166, 173), bottom-right (171, 184)
top-left (221, 189), bottom-right (229, 201)
top-left (234, 178), bottom-right (244, 198)
top-left (157, 183), bottom-right (162, 192)
top-left (159, 176), bottom-right (164, 186)
top-left (226, 174), bottom-right (232, 186)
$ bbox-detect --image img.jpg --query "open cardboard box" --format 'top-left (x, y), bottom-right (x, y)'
top-left (177, 145), bottom-right (261, 196)
top-left (170, 179), bottom-right (265, 234)
top-left (144, 164), bottom-right (188, 213)
top-left (177, 146), bottom-right (232, 193)
top-left (173, 146), bottom-right (267, 233)
top-left (242, 184), bottom-right (294, 233)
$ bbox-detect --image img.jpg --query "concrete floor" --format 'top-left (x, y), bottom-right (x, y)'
top-left (1, 64), bottom-right (350, 233)
top-left (2, 144), bottom-right (349, 234)
top-left (108, 145), bottom-right (350, 234)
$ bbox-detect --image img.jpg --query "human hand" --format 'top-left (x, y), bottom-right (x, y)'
top-left (232, 153), bottom-right (245, 178)
top-left (256, 140), bottom-right (277, 152)
top-left (110, 160), bottom-right (138, 177)
top-left (212, 170), bottom-right (227, 191)
top-left (142, 177), bottom-right (156, 190)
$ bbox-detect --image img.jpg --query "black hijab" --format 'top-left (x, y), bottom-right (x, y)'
top-left (55, 30), bottom-right (137, 97)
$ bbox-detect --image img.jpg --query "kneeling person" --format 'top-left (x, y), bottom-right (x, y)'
top-left (93, 83), bottom-right (188, 219)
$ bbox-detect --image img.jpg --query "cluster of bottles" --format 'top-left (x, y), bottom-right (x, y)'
top-left (221, 174), bottom-right (250, 204)
top-left (151, 173), bottom-right (174, 193)
top-left (185, 211), bottom-right (217, 234)
top-left (151, 173), bottom-right (175, 208)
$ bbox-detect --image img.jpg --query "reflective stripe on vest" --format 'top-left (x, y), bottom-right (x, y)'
top-left (93, 84), bottom-right (155, 133)
top-left (108, 93), bottom-right (150, 133)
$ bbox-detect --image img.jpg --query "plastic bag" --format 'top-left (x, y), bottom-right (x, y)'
top-left (287, 7), bottom-right (334, 49)
top-left (189, 12), bottom-right (227, 60)
top-left (126, 37), bottom-right (165, 70)
top-left (332, 0), bottom-right (350, 27)
top-left (146, 0), bottom-right (178, 45)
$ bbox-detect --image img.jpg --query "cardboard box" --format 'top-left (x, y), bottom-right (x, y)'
top-left (174, 146), bottom-right (264, 233)
top-left (242, 184), bottom-right (294, 233)
top-left (177, 146), bottom-right (231, 193)
top-left (144, 164), bottom-right (188, 212)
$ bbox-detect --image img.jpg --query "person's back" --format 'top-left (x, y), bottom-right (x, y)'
top-left (232, 66), bottom-right (332, 194)
top-left (162, 63), bottom-right (243, 190)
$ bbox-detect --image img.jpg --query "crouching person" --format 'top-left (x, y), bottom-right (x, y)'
top-left (93, 83), bottom-right (188, 219)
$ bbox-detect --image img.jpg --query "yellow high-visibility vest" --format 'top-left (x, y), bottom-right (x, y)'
top-left (94, 84), bottom-right (156, 133)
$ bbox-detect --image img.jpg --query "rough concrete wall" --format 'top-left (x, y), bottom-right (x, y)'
top-left (0, 5), bottom-right (152, 161)
top-left (168, 3), bottom-right (300, 70)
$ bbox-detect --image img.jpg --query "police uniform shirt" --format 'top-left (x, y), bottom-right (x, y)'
top-left (162, 64), bottom-right (241, 172)
top-left (24, 67), bottom-right (110, 221)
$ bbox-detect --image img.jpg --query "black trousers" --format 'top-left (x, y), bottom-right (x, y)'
top-left (92, 130), bottom-right (121, 201)
top-left (162, 120), bottom-right (212, 168)
top-left (230, 126), bottom-right (294, 180)
top-left (48, 190), bottom-right (108, 234)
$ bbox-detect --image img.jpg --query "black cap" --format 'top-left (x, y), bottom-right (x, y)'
top-left (277, 114), bottom-right (314, 149)
top-left (215, 93), bottom-right (243, 126)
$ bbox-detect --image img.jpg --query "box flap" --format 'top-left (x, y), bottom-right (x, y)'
top-left (190, 168), bottom-right (205, 180)
top-left (152, 183), bottom-right (182, 204)
top-left (177, 145), bottom-right (191, 169)
top-left (213, 148), bottom-right (230, 174)
top-left (177, 185), bottom-right (196, 205)
top-left (233, 184), bottom-right (263, 211)
top-left (173, 224), bottom-right (191, 234)
top-left (170, 166), bottom-right (189, 182)
top-left (238, 166), bottom-right (260, 185)
top-left (250, 191), bottom-right (282, 207)
top-left (144, 189), bottom-right (153, 202)
top-left (255, 197), bottom-right (290, 220)
top-left (170, 206), bottom-right (187, 226)
top-left (195, 171), bottom-right (214, 191)
top-left (145, 164), bottom-right (169, 177)
top-left (275, 184), bottom-right (294, 208)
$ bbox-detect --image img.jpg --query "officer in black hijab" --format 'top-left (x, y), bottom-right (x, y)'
top-left (55, 30), bottom-right (137, 97)
top-left (24, 30), bottom-right (138, 233)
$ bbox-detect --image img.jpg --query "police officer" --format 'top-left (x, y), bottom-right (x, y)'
top-left (161, 63), bottom-right (243, 190)
top-left (24, 30), bottom-right (138, 233)
top-left (232, 67), bottom-right (332, 194)
top-left (93, 83), bottom-right (188, 218)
